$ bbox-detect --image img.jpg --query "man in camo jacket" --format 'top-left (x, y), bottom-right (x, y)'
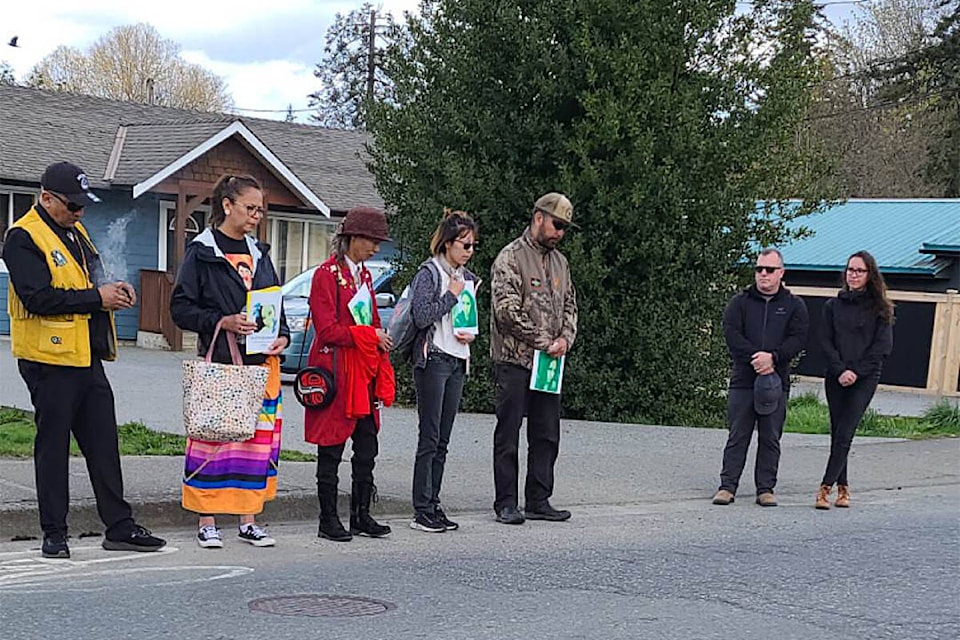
top-left (489, 192), bottom-right (579, 525)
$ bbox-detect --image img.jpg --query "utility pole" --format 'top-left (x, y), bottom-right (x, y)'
top-left (366, 9), bottom-right (376, 106)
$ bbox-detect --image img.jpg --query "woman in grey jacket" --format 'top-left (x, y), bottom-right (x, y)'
top-left (408, 209), bottom-right (479, 533)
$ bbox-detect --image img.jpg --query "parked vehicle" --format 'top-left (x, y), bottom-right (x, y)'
top-left (280, 261), bottom-right (396, 373)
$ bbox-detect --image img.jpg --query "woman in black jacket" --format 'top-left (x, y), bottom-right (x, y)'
top-left (816, 250), bottom-right (894, 510)
top-left (170, 174), bottom-right (290, 547)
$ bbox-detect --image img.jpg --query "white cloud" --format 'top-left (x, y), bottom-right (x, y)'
top-left (182, 51), bottom-right (318, 123)
top-left (3, 0), bottom-right (421, 122)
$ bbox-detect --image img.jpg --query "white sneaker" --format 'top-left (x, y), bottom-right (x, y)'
top-left (197, 525), bottom-right (223, 548)
top-left (238, 523), bottom-right (275, 547)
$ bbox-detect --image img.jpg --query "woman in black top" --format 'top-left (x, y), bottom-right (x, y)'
top-left (171, 174), bottom-right (290, 547)
top-left (816, 250), bottom-right (894, 510)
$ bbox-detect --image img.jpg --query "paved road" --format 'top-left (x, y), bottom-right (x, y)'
top-left (0, 483), bottom-right (956, 640)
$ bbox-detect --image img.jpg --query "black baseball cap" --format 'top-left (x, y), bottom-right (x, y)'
top-left (40, 162), bottom-right (102, 207)
top-left (754, 372), bottom-right (783, 415)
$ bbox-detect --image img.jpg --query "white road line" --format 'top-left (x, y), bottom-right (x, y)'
top-left (0, 565), bottom-right (254, 593)
top-left (0, 545), bottom-right (181, 585)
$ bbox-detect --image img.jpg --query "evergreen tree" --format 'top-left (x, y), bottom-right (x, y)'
top-left (369, 0), bottom-right (835, 426)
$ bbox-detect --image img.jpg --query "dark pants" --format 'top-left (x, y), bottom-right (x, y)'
top-left (493, 363), bottom-right (562, 514)
top-left (719, 387), bottom-right (787, 495)
top-left (412, 352), bottom-right (466, 515)
top-left (18, 359), bottom-right (133, 537)
top-left (822, 376), bottom-right (879, 487)
top-left (315, 415), bottom-right (379, 488)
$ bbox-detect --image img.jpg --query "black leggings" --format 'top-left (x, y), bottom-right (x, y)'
top-left (315, 415), bottom-right (379, 488)
top-left (821, 376), bottom-right (879, 487)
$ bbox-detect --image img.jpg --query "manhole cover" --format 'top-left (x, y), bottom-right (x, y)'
top-left (248, 594), bottom-right (396, 618)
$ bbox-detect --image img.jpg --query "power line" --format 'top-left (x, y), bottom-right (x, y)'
top-left (230, 105), bottom-right (315, 114)
top-left (803, 87), bottom-right (959, 122)
top-left (736, 1), bottom-right (867, 5)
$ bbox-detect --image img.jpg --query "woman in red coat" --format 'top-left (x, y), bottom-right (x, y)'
top-left (305, 206), bottom-right (395, 541)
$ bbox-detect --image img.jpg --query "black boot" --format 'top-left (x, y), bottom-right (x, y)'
top-left (318, 483), bottom-right (352, 542)
top-left (350, 481), bottom-right (391, 537)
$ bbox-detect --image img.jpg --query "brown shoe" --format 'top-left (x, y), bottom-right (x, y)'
top-left (756, 492), bottom-right (778, 507)
top-left (712, 489), bottom-right (735, 505)
top-left (835, 485), bottom-right (851, 508)
top-left (815, 484), bottom-right (831, 510)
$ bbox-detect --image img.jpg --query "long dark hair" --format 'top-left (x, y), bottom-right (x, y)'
top-left (430, 208), bottom-right (477, 256)
top-left (208, 174), bottom-right (262, 228)
top-left (844, 250), bottom-right (895, 323)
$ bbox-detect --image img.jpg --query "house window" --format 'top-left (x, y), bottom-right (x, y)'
top-left (269, 216), bottom-right (335, 282)
top-left (158, 201), bottom-right (209, 272)
top-left (0, 189), bottom-right (39, 271)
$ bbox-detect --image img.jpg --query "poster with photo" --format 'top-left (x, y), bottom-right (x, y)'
top-left (245, 286), bottom-right (282, 354)
top-left (451, 280), bottom-right (479, 335)
top-left (348, 285), bottom-right (374, 326)
top-left (529, 350), bottom-right (564, 394)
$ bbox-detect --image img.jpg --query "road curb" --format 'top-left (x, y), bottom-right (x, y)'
top-left (0, 491), bottom-right (412, 539)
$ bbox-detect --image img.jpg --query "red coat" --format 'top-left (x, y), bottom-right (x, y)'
top-left (304, 255), bottom-right (394, 446)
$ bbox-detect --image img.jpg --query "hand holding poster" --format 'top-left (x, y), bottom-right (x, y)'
top-left (348, 285), bottom-right (374, 326)
top-left (451, 280), bottom-right (479, 335)
top-left (245, 286), bottom-right (282, 354)
top-left (530, 350), bottom-right (564, 394)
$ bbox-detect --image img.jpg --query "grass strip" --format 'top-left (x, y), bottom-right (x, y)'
top-left (0, 407), bottom-right (316, 461)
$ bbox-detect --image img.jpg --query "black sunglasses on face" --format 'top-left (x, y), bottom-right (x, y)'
top-left (49, 192), bottom-right (85, 212)
top-left (754, 265), bottom-right (781, 274)
top-left (536, 208), bottom-right (570, 232)
top-left (454, 239), bottom-right (476, 251)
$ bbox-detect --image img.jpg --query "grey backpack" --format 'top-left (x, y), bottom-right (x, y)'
top-left (387, 260), bottom-right (440, 362)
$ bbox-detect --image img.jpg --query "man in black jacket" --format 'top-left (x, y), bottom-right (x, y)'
top-left (713, 248), bottom-right (809, 507)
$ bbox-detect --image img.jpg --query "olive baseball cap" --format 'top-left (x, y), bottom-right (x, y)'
top-left (534, 192), bottom-right (578, 228)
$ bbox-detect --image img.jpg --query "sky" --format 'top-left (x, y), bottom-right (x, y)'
top-left (1, 0), bottom-right (421, 123)
top-left (3, 1), bottom-right (860, 124)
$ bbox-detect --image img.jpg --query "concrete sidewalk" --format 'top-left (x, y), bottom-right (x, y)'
top-left (2, 341), bottom-right (959, 538)
top-left (2, 413), bottom-right (958, 538)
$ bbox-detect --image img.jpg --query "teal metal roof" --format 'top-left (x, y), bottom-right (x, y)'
top-left (778, 200), bottom-right (960, 275)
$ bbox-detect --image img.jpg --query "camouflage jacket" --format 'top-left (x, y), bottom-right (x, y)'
top-left (490, 227), bottom-right (578, 369)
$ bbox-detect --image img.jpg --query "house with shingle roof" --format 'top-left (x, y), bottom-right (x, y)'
top-left (0, 85), bottom-right (386, 348)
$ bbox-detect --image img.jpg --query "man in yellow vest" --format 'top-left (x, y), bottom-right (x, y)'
top-left (3, 161), bottom-right (166, 558)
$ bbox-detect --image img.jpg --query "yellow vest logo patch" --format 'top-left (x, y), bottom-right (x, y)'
top-left (51, 249), bottom-right (68, 267)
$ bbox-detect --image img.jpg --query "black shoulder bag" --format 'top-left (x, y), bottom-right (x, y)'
top-left (293, 277), bottom-right (339, 410)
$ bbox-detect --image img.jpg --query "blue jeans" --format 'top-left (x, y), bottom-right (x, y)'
top-left (412, 351), bottom-right (466, 515)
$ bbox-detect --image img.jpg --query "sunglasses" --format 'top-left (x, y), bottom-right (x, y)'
top-left (454, 239), bottom-right (476, 251)
top-left (754, 266), bottom-right (781, 274)
top-left (536, 208), bottom-right (570, 232)
top-left (48, 192), bottom-right (85, 213)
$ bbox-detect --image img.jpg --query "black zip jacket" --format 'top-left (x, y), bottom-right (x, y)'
top-left (821, 289), bottom-right (893, 380)
top-left (723, 284), bottom-right (809, 390)
top-left (170, 228), bottom-right (289, 365)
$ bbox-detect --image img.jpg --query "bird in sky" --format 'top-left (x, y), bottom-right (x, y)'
top-left (8, 36), bottom-right (19, 47)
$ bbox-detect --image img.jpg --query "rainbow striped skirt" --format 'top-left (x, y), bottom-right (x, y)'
top-left (181, 358), bottom-right (282, 515)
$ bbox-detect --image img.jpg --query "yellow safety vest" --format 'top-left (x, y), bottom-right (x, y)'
top-left (7, 207), bottom-right (117, 366)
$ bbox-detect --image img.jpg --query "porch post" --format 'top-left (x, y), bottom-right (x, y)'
top-left (259, 186), bottom-right (270, 243)
top-left (174, 183), bottom-right (187, 274)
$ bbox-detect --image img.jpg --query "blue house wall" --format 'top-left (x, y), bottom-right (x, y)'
top-left (0, 189), bottom-right (163, 341)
